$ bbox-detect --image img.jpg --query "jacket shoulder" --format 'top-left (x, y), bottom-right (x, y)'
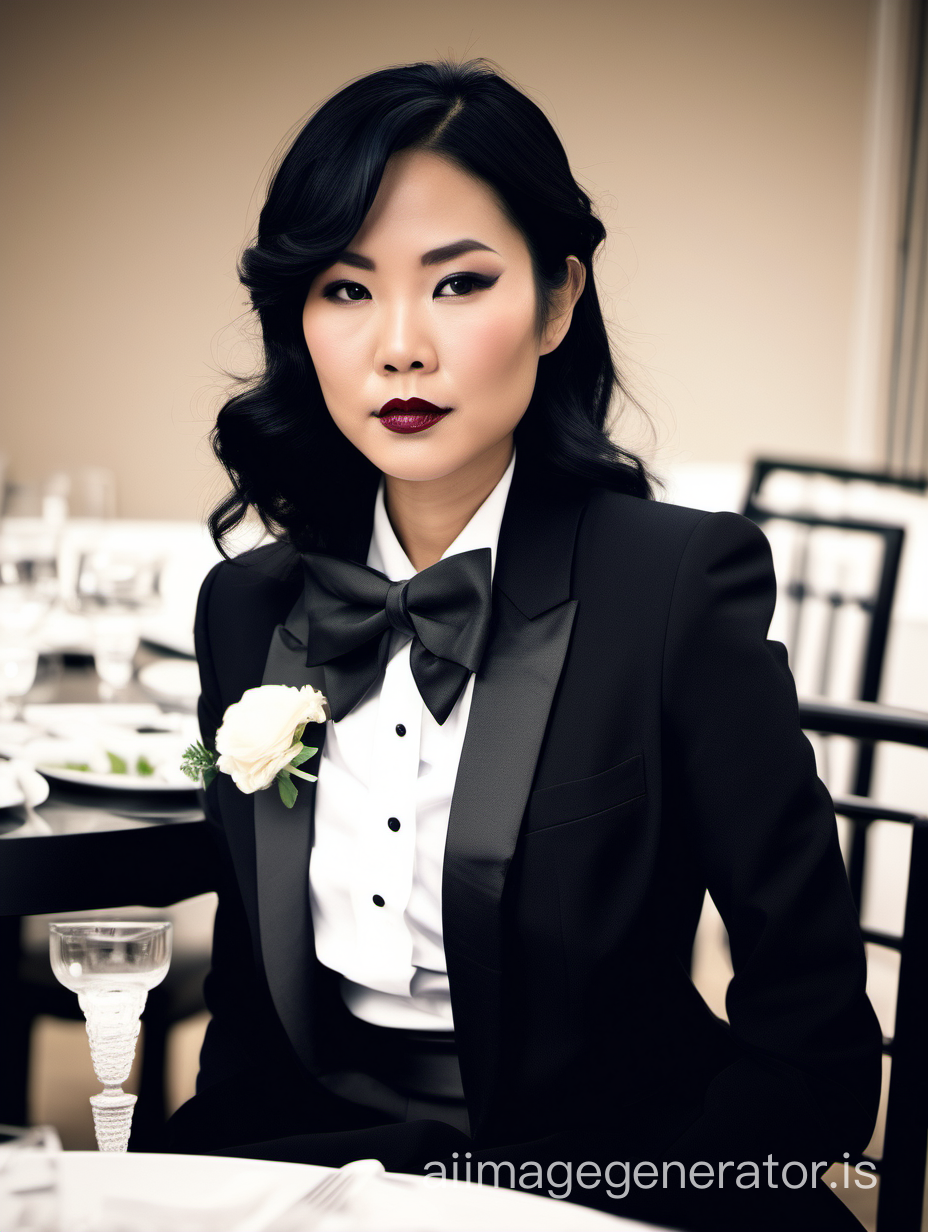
top-left (205, 540), bottom-right (302, 601)
top-left (582, 488), bottom-right (762, 547)
top-left (575, 491), bottom-right (772, 602)
top-left (196, 541), bottom-right (304, 708)
top-left (197, 540), bottom-right (303, 646)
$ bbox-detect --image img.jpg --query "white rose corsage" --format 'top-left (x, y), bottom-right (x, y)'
top-left (180, 684), bottom-right (328, 809)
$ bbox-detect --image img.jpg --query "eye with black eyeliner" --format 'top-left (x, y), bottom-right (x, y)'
top-left (321, 272), bottom-right (500, 302)
top-left (434, 272), bottom-right (500, 297)
top-left (322, 280), bottom-right (369, 302)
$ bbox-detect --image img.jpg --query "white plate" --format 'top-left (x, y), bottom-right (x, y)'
top-left (22, 703), bottom-right (177, 735)
top-left (14, 732), bottom-right (198, 793)
top-left (54, 1152), bottom-right (638, 1232)
top-left (35, 764), bottom-right (198, 792)
top-left (138, 658), bottom-right (201, 707)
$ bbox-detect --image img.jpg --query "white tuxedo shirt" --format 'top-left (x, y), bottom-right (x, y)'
top-left (308, 449), bottom-right (516, 1030)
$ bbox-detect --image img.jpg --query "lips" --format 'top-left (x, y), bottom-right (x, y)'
top-left (376, 397), bottom-right (452, 434)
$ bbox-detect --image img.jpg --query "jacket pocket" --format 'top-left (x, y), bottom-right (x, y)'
top-left (525, 753), bottom-right (645, 831)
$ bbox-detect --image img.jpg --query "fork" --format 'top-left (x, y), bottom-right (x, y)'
top-left (267, 1157), bottom-right (386, 1230)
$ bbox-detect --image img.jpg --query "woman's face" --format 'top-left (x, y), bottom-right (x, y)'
top-left (302, 148), bottom-right (583, 487)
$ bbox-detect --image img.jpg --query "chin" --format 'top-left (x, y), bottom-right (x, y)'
top-left (373, 455), bottom-right (466, 483)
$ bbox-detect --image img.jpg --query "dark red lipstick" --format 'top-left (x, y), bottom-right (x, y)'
top-left (376, 397), bottom-right (452, 434)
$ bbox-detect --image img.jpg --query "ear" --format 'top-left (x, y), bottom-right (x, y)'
top-left (539, 256), bottom-right (586, 356)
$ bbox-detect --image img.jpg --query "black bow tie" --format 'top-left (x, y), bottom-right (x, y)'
top-left (299, 548), bottom-right (493, 725)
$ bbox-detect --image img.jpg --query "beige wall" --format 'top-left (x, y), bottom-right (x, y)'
top-left (1, 0), bottom-right (873, 519)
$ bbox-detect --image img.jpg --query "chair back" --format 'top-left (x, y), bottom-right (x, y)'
top-left (743, 456), bottom-right (918, 721)
top-left (744, 458), bottom-right (927, 511)
top-left (744, 458), bottom-right (911, 910)
top-left (746, 507), bottom-right (903, 718)
top-left (799, 699), bottom-right (928, 1231)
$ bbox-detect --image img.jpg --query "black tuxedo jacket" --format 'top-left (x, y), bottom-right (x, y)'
top-left (186, 451), bottom-right (881, 1172)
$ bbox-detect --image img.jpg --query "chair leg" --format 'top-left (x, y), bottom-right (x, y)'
top-left (0, 918), bottom-right (33, 1126)
top-left (877, 826), bottom-right (928, 1230)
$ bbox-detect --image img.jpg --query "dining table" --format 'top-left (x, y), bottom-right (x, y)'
top-left (0, 645), bottom-right (214, 916)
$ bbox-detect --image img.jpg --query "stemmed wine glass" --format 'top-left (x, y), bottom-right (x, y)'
top-left (48, 921), bottom-right (172, 1152)
top-left (0, 518), bottom-right (58, 721)
top-left (0, 589), bottom-right (46, 722)
top-left (75, 549), bottom-right (163, 699)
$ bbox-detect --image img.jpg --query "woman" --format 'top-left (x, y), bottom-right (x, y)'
top-left (166, 59), bottom-right (881, 1230)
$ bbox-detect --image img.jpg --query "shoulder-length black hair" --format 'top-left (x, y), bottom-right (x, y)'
top-left (210, 57), bottom-right (656, 560)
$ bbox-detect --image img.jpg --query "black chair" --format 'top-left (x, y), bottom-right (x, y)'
top-left (742, 457), bottom-right (914, 722)
top-left (742, 456), bottom-right (924, 718)
top-left (799, 697), bottom-right (928, 1231)
top-left (741, 458), bottom-right (913, 909)
top-left (743, 459), bottom-right (927, 512)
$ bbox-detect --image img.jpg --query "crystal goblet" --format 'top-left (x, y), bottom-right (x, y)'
top-left (0, 645), bottom-right (39, 722)
top-left (88, 610), bottom-right (140, 700)
top-left (0, 580), bottom-right (48, 721)
top-left (48, 921), bottom-right (172, 1152)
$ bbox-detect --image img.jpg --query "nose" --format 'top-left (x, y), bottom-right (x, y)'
top-left (375, 302), bottom-right (438, 375)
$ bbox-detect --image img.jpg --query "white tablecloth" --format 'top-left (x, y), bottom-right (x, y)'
top-left (10, 1150), bottom-right (671, 1232)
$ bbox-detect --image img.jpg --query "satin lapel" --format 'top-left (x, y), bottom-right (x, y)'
top-left (444, 457), bottom-right (587, 1134)
top-left (254, 606), bottom-right (328, 1074)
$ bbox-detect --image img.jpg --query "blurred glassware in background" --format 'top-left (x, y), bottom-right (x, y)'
top-left (89, 612), bottom-right (141, 701)
top-left (0, 646), bottom-right (40, 722)
top-left (0, 463), bottom-right (209, 685)
top-left (49, 466), bottom-right (118, 521)
top-left (2, 481), bottom-right (42, 519)
top-left (76, 549), bottom-right (163, 700)
top-left (4, 467), bottom-right (118, 524)
top-left (76, 549), bottom-right (163, 612)
top-left (2, 464), bottom-right (118, 608)
top-left (0, 518), bottom-right (57, 722)
top-left (0, 517), bottom-right (60, 603)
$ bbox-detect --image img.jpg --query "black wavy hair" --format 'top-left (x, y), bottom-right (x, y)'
top-left (209, 57), bottom-right (656, 560)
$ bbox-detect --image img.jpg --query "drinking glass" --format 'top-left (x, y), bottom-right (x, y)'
top-left (0, 645), bottom-right (39, 721)
top-left (0, 515), bottom-right (58, 722)
top-left (0, 582), bottom-right (47, 722)
top-left (44, 466), bottom-right (117, 521)
top-left (0, 518), bottom-right (61, 604)
top-left (89, 611), bottom-right (140, 699)
top-left (76, 549), bottom-right (160, 698)
top-left (76, 548), bottom-right (162, 611)
top-left (48, 921), bottom-right (172, 1152)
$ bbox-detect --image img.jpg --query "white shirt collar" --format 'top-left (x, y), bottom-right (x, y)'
top-left (367, 445), bottom-right (517, 583)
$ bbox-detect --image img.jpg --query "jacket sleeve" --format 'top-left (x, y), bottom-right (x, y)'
top-left (658, 510), bottom-right (882, 1166)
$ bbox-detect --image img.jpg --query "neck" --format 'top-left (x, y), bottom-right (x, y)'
top-left (383, 438), bottom-right (513, 572)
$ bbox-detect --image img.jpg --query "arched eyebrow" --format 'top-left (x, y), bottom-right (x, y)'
top-left (334, 239), bottom-right (498, 271)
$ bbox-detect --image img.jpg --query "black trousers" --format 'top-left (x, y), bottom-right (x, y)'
top-left (163, 1019), bottom-right (470, 1168)
top-left (161, 1030), bottom-right (866, 1232)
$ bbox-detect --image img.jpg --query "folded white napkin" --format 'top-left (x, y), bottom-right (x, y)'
top-left (0, 758), bottom-right (50, 809)
top-left (59, 1154), bottom-right (323, 1232)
